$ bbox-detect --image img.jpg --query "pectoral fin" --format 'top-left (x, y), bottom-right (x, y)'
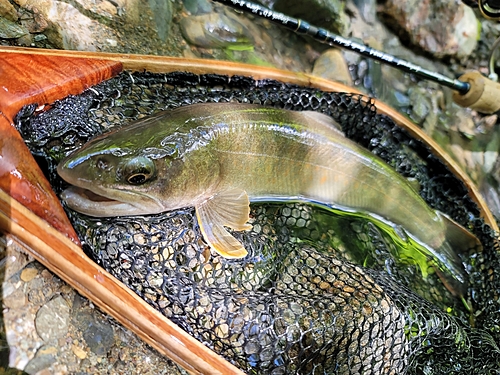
top-left (195, 189), bottom-right (252, 258)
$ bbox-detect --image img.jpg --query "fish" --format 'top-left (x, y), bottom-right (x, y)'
top-left (57, 102), bottom-right (482, 296)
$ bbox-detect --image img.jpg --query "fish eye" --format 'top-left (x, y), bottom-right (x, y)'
top-left (122, 156), bottom-right (155, 185)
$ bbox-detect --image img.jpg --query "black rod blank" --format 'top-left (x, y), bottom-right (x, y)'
top-left (212, 0), bottom-right (471, 94)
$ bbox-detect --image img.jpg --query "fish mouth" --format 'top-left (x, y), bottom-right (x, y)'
top-left (60, 186), bottom-right (164, 217)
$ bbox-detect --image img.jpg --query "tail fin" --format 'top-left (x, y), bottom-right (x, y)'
top-left (438, 211), bottom-right (483, 254)
top-left (433, 212), bottom-right (482, 297)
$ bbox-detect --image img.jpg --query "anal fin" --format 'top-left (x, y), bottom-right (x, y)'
top-left (196, 189), bottom-right (252, 259)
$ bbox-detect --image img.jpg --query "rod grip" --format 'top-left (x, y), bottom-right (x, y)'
top-left (453, 71), bottom-right (500, 114)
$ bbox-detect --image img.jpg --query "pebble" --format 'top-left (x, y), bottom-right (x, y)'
top-left (35, 296), bottom-right (71, 343)
top-left (16, 32), bottom-right (34, 46)
top-left (21, 267), bottom-right (39, 282)
top-left (34, 33), bottom-right (47, 41)
top-left (72, 344), bottom-right (88, 359)
top-left (312, 49), bottom-right (353, 86)
top-left (3, 287), bottom-right (27, 310)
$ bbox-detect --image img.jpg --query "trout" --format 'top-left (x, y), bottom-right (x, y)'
top-left (57, 103), bottom-right (481, 295)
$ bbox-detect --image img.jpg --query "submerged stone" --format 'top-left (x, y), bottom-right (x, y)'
top-left (180, 12), bottom-right (253, 49)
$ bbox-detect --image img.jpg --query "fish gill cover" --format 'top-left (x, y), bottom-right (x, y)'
top-left (15, 71), bottom-right (500, 374)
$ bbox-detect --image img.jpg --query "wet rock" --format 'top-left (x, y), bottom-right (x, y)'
top-left (0, 0), bottom-right (18, 21)
top-left (81, 317), bottom-right (114, 356)
top-left (96, 0), bottom-right (118, 18)
top-left (74, 0), bottom-right (119, 19)
top-left (72, 295), bottom-right (114, 356)
top-left (33, 33), bottom-right (47, 42)
top-left (148, 0), bottom-right (172, 41)
top-left (273, 0), bottom-right (348, 35)
top-left (183, 0), bottom-right (213, 15)
top-left (0, 16), bottom-right (29, 39)
top-left (379, 0), bottom-right (479, 59)
top-left (180, 11), bottom-right (252, 49)
top-left (312, 49), bottom-right (353, 86)
top-left (35, 296), bottom-right (70, 343)
top-left (19, 5), bottom-right (49, 33)
top-left (45, 2), bottom-right (113, 50)
top-left (24, 345), bottom-right (57, 374)
top-left (12, 0), bottom-right (116, 50)
top-left (407, 85), bottom-right (444, 134)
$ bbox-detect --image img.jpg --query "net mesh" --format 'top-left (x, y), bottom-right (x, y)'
top-left (14, 71), bottom-right (500, 374)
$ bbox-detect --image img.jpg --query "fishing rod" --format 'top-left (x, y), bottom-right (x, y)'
top-left (212, 0), bottom-right (500, 114)
top-left (466, 0), bottom-right (500, 19)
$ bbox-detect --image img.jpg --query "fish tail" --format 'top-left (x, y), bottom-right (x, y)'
top-left (433, 212), bottom-right (483, 297)
top-left (438, 212), bottom-right (483, 254)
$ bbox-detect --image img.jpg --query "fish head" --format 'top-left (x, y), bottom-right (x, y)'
top-left (57, 133), bottom-right (179, 217)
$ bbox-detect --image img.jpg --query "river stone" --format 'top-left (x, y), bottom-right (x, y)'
top-left (0, 0), bottom-right (18, 21)
top-left (312, 49), bottom-right (353, 86)
top-left (379, 0), bottom-right (478, 59)
top-left (12, 0), bottom-right (117, 50)
top-left (24, 345), bottom-right (57, 374)
top-left (0, 16), bottom-right (29, 38)
top-left (72, 295), bottom-right (115, 356)
top-left (148, 0), bottom-right (172, 41)
top-left (180, 11), bottom-right (252, 48)
top-left (81, 315), bottom-right (115, 356)
top-left (35, 296), bottom-right (70, 343)
top-left (183, 0), bottom-right (213, 15)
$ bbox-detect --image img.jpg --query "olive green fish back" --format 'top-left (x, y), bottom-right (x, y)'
top-left (16, 71), bottom-right (500, 374)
